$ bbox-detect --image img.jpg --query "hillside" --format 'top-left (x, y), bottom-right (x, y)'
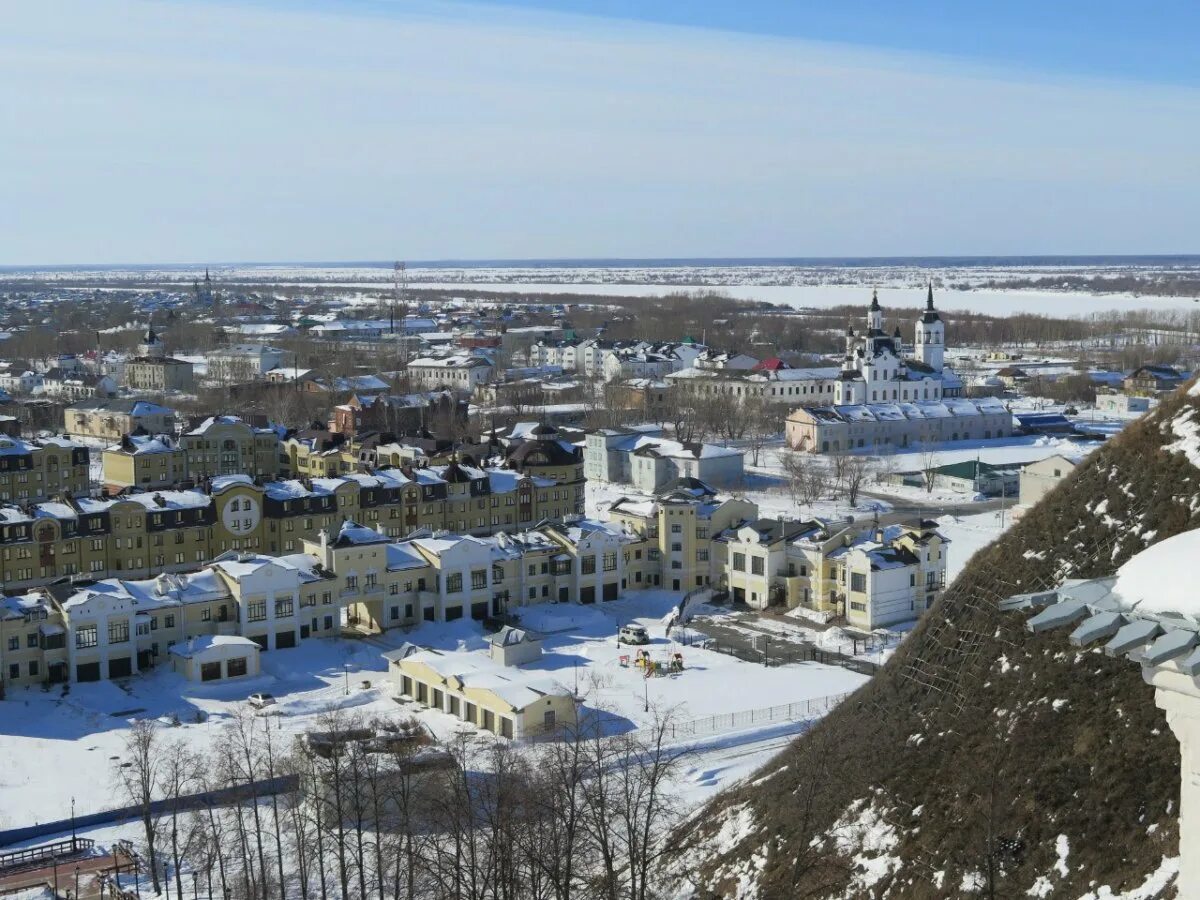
top-left (664, 385), bottom-right (1200, 899)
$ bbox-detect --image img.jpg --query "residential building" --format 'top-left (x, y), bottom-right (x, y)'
top-left (584, 426), bottom-right (745, 491)
top-left (1123, 365), bottom-right (1188, 397)
top-left (607, 481), bottom-right (757, 592)
top-left (66, 399), bottom-right (177, 441)
top-left (0, 458), bottom-right (589, 595)
top-left (37, 370), bottom-right (118, 401)
top-left (718, 518), bottom-right (949, 629)
top-left (1017, 453), bottom-right (1083, 511)
top-left (178, 415), bottom-right (284, 480)
top-left (0, 436), bottom-right (89, 503)
top-left (406, 355), bottom-right (494, 393)
top-left (101, 433), bottom-right (189, 491)
top-left (208, 344), bottom-right (286, 382)
top-left (125, 327), bottom-right (194, 393)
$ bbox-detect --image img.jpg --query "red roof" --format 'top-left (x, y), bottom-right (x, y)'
top-left (753, 357), bottom-right (788, 371)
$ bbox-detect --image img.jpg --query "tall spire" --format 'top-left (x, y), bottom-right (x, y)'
top-left (870, 288), bottom-right (881, 312)
top-left (926, 279), bottom-right (934, 310)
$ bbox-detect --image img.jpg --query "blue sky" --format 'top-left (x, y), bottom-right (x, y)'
top-left (2, 0), bottom-right (1198, 264)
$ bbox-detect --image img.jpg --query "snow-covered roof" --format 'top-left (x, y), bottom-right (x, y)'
top-left (168, 635), bottom-right (261, 658)
top-left (398, 647), bottom-right (572, 711)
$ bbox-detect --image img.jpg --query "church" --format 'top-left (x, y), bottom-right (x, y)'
top-left (833, 284), bottom-right (960, 404)
top-left (786, 287), bottom-right (1011, 454)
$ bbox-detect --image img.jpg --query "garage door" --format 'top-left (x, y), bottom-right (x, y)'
top-left (275, 630), bottom-right (297, 650)
top-left (250, 635), bottom-right (269, 651)
top-left (470, 601), bottom-right (489, 620)
top-left (602, 582), bottom-right (619, 602)
top-left (75, 662), bottom-right (101, 682)
top-left (580, 586), bottom-right (595, 604)
top-left (108, 657), bottom-right (133, 679)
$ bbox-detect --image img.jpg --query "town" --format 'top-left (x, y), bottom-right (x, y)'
top-left (4, 0), bottom-right (1200, 895)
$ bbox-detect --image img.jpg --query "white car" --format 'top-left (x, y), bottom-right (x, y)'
top-left (619, 624), bottom-right (650, 645)
top-left (247, 692), bottom-right (276, 709)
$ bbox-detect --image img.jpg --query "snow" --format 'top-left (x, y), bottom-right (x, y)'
top-left (0, 591), bottom-right (865, 830)
top-left (1077, 857), bottom-right (1180, 900)
top-left (1112, 528), bottom-right (1200, 617)
top-left (829, 799), bottom-right (901, 892)
top-left (1166, 406), bottom-right (1200, 471)
top-left (936, 511), bottom-right (1011, 583)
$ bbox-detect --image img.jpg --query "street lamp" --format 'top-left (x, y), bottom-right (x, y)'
top-left (75, 865), bottom-right (80, 900)
top-left (343, 663), bottom-right (350, 696)
top-left (70, 796), bottom-right (76, 849)
top-left (643, 675), bottom-right (649, 713)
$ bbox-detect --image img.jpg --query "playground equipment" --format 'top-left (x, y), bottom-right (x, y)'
top-left (620, 648), bottom-right (684, 676)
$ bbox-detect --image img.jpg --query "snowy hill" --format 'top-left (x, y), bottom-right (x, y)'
top-left (662, 382), bottom-right (1200, 898)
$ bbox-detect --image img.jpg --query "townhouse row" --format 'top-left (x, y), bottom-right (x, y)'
top-left (0, 480), bottom-right (949, 690)
top-left (0, 459), bottom-right (585, 595)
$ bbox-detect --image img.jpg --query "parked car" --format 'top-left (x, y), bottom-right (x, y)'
top-left (247, 692), bottom-right (276, 709)
top-left (618, 624), bottom-right (650, 645)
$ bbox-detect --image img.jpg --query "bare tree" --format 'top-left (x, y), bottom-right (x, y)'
top-left (920, 443), bottom-right (941, 494)
top-left (842, 455), bottom-right (874, 508)
top-left (114, 719), bottom-right (164, 895)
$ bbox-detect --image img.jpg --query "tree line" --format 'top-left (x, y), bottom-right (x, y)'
top-left (112, 704), bottom-right (698, 900)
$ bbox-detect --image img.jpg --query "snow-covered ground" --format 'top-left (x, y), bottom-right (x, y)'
top-left (0, 592), bottom-right (865, 829)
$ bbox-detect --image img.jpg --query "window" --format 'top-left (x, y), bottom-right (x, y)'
top-left (733, 552), bottom-right (746, 571)
top-left (581, 556), bottom-right (596, 575)
top-left (670, 523), bottom-right (682, 534)
top-left (274, 598), bottom-right (294, 617)
top-left (751, 557), bottom-right (765, 576)
top-left (6, 636), bottom-right (16, 651)
top-left (696, 549), bottom-right (709, 562)
top-left (108, 620), bottom-right (130, 644)
top-left (603, 552), bottom-right (617, 572)
top-left (446, 572), bottom-right (463, 593)
top-left (247, 601), bottom-right (267, 622)
top-left (26, 632), bottom-right (37, 648)
top-left (850, 572), bottom-right (867, 593)
top-left (227, 657), bottom-right (248, 678)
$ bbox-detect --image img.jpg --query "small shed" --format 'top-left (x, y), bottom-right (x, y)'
top-left (487, 626), bottom-right (544, 667)
top-left (169, 635), bottom-right (261, 682)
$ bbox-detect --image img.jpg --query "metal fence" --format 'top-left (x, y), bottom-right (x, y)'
top-left (704, 639), bottom-right (879, 677)
top-left (663, 692), bottom-right (853, 740)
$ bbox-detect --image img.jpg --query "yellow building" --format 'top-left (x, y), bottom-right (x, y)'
top-left (179, 415), bottom-right (283, 480)
top-left (385, 646), bottom-right (577, 739)
top-left (0, 435), bottom-right (90, 503)
top-left (0, 459), bottom-right (589, 596)
top-left (102, 433), bottom-right (188, 491)
top-left (719, 518), bottom-right (949, 629)
top-left (607, 480), bottom-right (757, 592)
top-left (126, 356), bottom-right (195, 393)
top-left (65, 399), bottom-right (177, 442)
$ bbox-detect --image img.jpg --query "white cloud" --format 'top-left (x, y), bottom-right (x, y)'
top-left (1, 0), bottom-right (1197, 263)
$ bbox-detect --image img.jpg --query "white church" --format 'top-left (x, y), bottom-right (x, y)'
top-left (833, 284), bottom-right (959, 405)
top-left (787, 287), bottom-right (1012, 454)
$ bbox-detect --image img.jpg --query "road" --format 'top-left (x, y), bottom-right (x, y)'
top-left (859, 490), bottom-right (1016, 518)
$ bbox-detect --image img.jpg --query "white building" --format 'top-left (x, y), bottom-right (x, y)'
top-left (832, 286), bottom-right (961, 406)
top-left (406, 355), bottom-right (495, 393)
top-left (584, 426), bottom-right (745, 491)
top-left (208, 344), bottom-right (286, 382)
